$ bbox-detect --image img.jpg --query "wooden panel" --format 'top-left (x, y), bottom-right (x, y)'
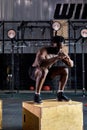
top-left (22, 99), bottom-right (83, 130)
top-left (53, 20), bottom-right (68, 39)
top-left (23, 108), bottom-right (40, 130)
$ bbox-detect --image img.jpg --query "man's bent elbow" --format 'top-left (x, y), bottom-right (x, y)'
top-left (69, 61), bottom-right (74, 67)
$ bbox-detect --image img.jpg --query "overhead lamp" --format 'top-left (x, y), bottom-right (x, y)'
top-left (52, 21), bottom-right (61, 31)
top-left (80, 28), bottom-right (87, 38)
top-left (7, 29), bottom-right (16, 39)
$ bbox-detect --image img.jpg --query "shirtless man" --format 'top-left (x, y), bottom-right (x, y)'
top-left (29, 36), bottom-right (74, 103)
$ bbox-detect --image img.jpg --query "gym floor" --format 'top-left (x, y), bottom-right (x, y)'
top-left (0, 90), bottom-right (87, 130)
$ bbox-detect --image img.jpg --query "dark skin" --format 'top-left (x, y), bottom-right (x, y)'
top-left (32, 42), bottom-right (74, 94)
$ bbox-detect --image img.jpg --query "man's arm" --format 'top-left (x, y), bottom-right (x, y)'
top-left (39, 48), bottom-right (73, 68)
top-left (60, 51), bottom-right (74, 67)
top-left (39, 50), bottom-right (66, 68)
top-left (62, 56), bottom-right (74, 67)
top-left (40, 55), bottom-right (60, 68)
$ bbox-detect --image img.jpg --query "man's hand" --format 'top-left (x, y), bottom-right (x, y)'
top-left (58, 50), bottom-right (67, 60)
top-left (58, 50), bottom-right (74, 67)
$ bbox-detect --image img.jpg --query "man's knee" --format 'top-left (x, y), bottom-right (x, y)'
top-left (60, 68), bottom-right (69, 82)
top-left (42, 68), bottom-right (48, 77)
top-left (37, 68), bottom-right (48, 78)
top-left (62, 68), bottom-right (69, 76)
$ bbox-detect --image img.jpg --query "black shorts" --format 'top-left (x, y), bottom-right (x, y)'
top-left (29, 66), bottom-right (36, 81)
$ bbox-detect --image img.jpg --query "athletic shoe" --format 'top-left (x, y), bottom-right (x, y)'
top-left (57, 92), bottom-right (70, 101)
top-left (34, 94), bottom-right (42, 104)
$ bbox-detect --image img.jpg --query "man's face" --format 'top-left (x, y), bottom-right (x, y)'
top-left (52, 43), bottom-right (57, 47)
top-left (52, 42), bottom-right (64, 49)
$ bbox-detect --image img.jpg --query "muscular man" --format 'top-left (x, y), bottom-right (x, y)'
top-left (29, 36), bottom-right (74, 103)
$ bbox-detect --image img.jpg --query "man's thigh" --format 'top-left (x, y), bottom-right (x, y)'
top-left (47, 66), bottom-right (68, 79)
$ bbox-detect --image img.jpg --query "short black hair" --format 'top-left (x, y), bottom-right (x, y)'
top-left (52, 36), bottom-right (65, 44)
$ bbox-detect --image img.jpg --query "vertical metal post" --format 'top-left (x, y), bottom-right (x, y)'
top-left (2, 21), bottom-right (4, 53)
top-left (73, 43), bottom-right (77, 94)
top-left (68, 20), bottom-right (72, 89)
top-left (82, 39), bottom-right (85, 97)
top-left (73, 27), bottom-right (77, 94)
top-left (69, 21), bottom-right (77, 93)
top-left (11, 40), bottom-right (14, 93)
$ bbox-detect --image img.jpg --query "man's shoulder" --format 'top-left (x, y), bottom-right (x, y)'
top-left (39, 46), bottom-right (48, 52)
top-left (36, 47), bottom-right (48, 56)
top-left (38, 46), bottom-right (56, 54)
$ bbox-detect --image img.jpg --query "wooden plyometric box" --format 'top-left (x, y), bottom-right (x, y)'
top-left (22, 99), bottom-right (83, 130)
top-left (0, 100), bottom-right (2, 130)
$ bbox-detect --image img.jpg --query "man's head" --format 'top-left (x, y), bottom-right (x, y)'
top-left (52, 36), bottom-right (65, 48)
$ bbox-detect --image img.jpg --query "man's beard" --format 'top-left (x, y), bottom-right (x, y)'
top-left (46, 47), bottom-right (60, 54)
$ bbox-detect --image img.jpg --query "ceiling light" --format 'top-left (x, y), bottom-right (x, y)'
top-left (52, 21), bottom-right (61, 31)
top-left (7, 29), bottom-right (16, 39)
top-left (81, 28), bottom-right (87, 38)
